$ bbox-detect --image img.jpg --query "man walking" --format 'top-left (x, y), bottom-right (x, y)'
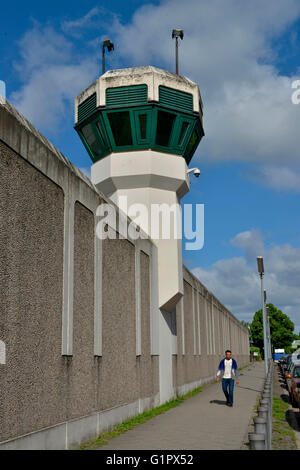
top-left (216, 350), bottom-right (240, 407)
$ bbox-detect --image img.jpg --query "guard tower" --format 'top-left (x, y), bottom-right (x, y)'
top-left (75, 66), bottom-right (204, 314)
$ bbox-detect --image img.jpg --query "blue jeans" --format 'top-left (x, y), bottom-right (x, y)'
top-left (222, 378), bottom-right (234, 405)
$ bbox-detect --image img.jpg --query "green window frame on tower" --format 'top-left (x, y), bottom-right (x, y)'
top-left (78, 114), bottom-right (111, 162)
top-left (75, 91), bottom-right (204, 163)
top-left (155, 109), bottom-right (177, 148)
top-left (183, 121), bottom-right (202, 164)
top-left (133, 108), bottom-right (152, 146)
top-left (151, 107), bottom-right (196, 156)
top-left (106, 110), bottom-right (133, 147)
top-left (172, 115), bottom-right (195, 152)
top-left (102, 106), bottom-right (153, 152)
top-left (103, 109), bottom-right (135, 151)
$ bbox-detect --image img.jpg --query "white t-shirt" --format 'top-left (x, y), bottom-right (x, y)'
top-left (223, 359), bottom-right (233, 378)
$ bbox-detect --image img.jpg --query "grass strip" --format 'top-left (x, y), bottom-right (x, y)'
top-left (272, 396), bottom-right (297, 450)
top-left (77, 386), bottom-right (203, 450)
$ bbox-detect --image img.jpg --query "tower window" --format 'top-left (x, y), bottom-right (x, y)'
top-left (107, 111), bottom-right (133, 146)
top-left (155, 110), bottom-right (176, 147)
top-left (187, 129), bottom-right (199, 154)
top-left (178, 121), bottom-right (190, 146)
top-left (138, 114), bottom-right (148, 140)
top-left (81, 124), bottom-right (101, 156)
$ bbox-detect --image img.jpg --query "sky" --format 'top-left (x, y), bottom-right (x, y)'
top-left (1, 0), bottom-right (300, 334)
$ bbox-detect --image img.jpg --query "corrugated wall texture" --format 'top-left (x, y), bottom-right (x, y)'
top-left (0, 140), bottom-right (65, 441)
top-left (138, 251), bottom-right (159, 400)
top-left (68, 202), bottom-right (96, 419)
top-left (173, 273), bottom-right (249, 390)
top-left (99, 237), bottom-right (139, 409)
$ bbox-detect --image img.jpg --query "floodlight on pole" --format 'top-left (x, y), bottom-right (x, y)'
top-left (257, 256), bottom-right (264, 277)
top-left (172, 29), bottom-right (184, 75)
top-left (257, 256), bottom-right (268, 376)
top-left (102, 38), bottom-right (114, 75)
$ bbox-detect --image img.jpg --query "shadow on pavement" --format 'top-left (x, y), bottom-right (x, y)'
top-left (236, 386), bottom-right (262, 393)
top-left (209, 400), bottom-right (227, 406)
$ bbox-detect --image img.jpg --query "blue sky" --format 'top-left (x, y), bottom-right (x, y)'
top-left (1, 0), bottom-right (300, 332)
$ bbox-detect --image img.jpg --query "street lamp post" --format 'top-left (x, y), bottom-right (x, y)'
top-left (264, 290), bottom-right (271, 365)
top-left (257, 256), bottom-right (269, 376)
top-left (266, 306), bottom-right (272, 365)
top-left (248, 325), bottom-right (253, 362)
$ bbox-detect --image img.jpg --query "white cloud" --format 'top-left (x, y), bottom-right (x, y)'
top-left (10, 24), bottom-right (98, 134)
top-left (247, 166), bottom-right (300, 192)
top-left (11, 62), bottom-right (97, 131)
top-left (192, 229), bottom-right (300, 333)
top-left (230, 230), bottom-right (264, 264)
top-left (61, 7), bottom-right (102, 37)
top-left (14, 26), bottom-right (73, 78)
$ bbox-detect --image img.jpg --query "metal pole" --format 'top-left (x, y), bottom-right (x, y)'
top-left (102, 45), bottom-right (105, 75)
top-left (260, 274), bottom-right (269, 376)
top-left (264, 291), bottom-right (271, 366)
top-left (175, 36), bottom-right (179, 74)
top-left (267, 314), bottom-right (272, 364)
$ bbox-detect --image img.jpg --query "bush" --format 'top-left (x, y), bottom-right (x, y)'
top-left (251, 346), bottom-right (262, 359)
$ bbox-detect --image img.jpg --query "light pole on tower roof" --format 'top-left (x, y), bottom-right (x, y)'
top-left (102, 38), bottom-right (114, 75)
top-left (172, 29), bottom-right (184, 75)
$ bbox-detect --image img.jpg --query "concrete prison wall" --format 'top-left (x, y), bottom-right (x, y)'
top-left (0, 101), bottom-right (249, 449)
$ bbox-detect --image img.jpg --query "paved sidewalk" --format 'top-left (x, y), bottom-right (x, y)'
top-left (98, 362), bottom-right (265, 450)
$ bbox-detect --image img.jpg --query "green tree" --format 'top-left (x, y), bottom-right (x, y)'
top-left (251, 346), bottom-right (261, 359)
top-left (250, 303), bottom-right (295, 358)
top-left (240, 320), bottom-right (251, 329)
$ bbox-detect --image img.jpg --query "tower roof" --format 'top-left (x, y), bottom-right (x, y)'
top-left (75, 66), bottom-right (203, 123)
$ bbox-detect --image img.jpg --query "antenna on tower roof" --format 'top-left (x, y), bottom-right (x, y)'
top-left (172, 29), bottom-right (184, 75)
